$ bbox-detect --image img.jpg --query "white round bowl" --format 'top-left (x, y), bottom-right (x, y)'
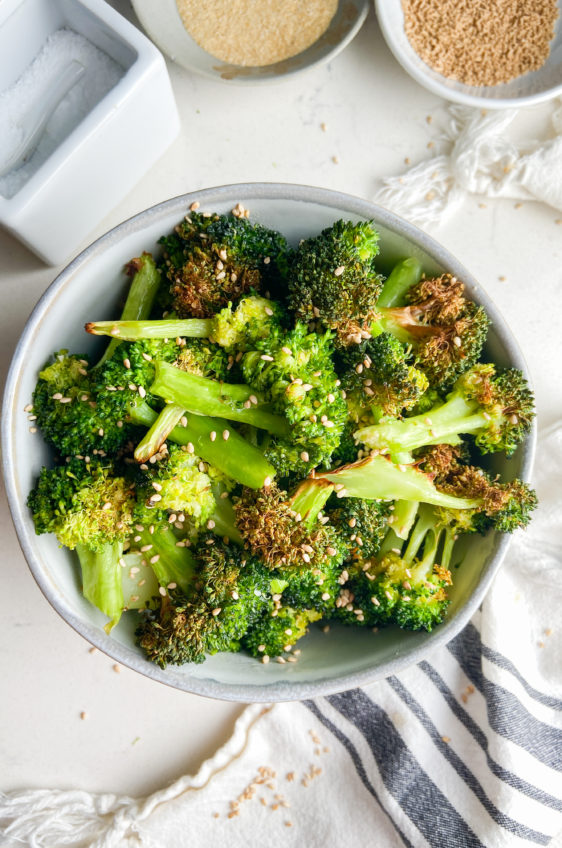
top-left (131, 0), bottom-right (369, 83)
top-left (375, 0), bottom-right (562, 108)
top-left (2, 183), bottom-right (535, 701)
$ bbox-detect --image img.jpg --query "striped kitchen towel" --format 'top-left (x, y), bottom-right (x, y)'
top-left (1, 424), bottom-right (561, 847)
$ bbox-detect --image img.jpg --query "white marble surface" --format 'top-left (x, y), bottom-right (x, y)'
top-left (1, 0), bottom-right (561, 807)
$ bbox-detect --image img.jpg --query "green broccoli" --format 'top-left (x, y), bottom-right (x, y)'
top-left (135, 537), bottom-right (271, 667)
top-left (158, 211), bottom-right (289, 317)
top-left (27, 458), bottom-right (136, 632)
top-left (243, 605), bottom-right (322, 659)
top-left (355, 363), bottom-right (535, 459)
top-left (337, 332), bottom-right (429, 423)
top-left (288, 219), bottom-right (383, 346)
top-left (370, 274), bottom-right (490, 389)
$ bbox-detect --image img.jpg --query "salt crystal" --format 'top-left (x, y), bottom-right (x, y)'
top-left (0, 29), bottom-right (124, 199)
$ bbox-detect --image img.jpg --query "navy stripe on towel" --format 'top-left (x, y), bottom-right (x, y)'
top-left (328, 689), bottom-right (485, 848)
top-left (419, 661), bottom-right (562, 813)
top-left (388, 676), bottom-right (551, 845)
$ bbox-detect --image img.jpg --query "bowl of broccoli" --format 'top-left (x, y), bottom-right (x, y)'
top-left (2, 183), bottom-right (536, 701)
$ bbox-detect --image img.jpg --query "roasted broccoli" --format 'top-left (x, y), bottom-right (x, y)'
top-left (158, 211), bottom-right (289, 317)
top-left (370, 274), bottom-right (490, 389)
top-left (355, 363), bottom-right (535, 459)
top-left (288, 219), bottom-right (383, 346)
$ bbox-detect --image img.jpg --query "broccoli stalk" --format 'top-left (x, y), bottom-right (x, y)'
top-left (95, 253), bottom-right (162, 367)
top-left (149, 360), bottom-right (290, 434)
top-left (318, 453), bottom-right (480, 509)
top-left (134, 402), bottom-right (186, 463)
top-left (86, 294), bottom-right (283, 353)
top-left (134, 528), bottom-right (197, 595)
top-left (355, 363), bottom-right (535, 458)
top-left (76, 542), bottom-right (124, 633)
top-left (129, 402), bottom-right (276, 489)
top-left (376, 258), bottom-right (423, 308)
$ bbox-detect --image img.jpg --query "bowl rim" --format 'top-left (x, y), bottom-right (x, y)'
top-left (374, 0), bottom-right (562, 109)
top-left (2, 182), bottom-right (537, 702)
top-left (130, 0), bottom-right (370, 84)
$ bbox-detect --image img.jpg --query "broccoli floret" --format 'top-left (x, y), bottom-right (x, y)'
top-left (243, 606), bottom-right (322, 659)
top-left (234, 478), bottom-right (345, 571)
top-left (86, 294), bottom-right (284, 358)
top-left (355, 363), bottom-right (535, 459)
top-left (135, 537), bottom-right (271, 667)
top-left (417, 445), bottom-right (538, 534)
top-left (325, 495), bottom-right (391, 561)
top-left (28, 457), bottom-right (134, 551)
top-left (288, 219), bottom-right (383, 346)
top-left (133, 444), bottom-right (216, 529)
top-left (158, 212), bottom-right (288, 317)
top-left (334, 506), bottom-right (452, 632)
top-left (338, 333), bottom-right (429, 422)
top-left (27, 457), bottom-right (135, 632)
top-left (371, 274), bottom-right (490, 390)
top-left (241, 323), bottom-right (348, 476)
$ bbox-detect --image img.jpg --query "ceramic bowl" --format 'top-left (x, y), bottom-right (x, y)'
top-left (2, 183), bottom-right (535, 701)
top-left (130, 0), bottom-right (369, 83)
top-left (375, 0), bottom-right (562, 108)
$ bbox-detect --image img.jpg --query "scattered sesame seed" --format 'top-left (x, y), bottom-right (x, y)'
top-left (187, 442), bottom-right (195, 453)
top-left (190, 201), bottom-right (200, 211)
top-left (158, 586), bottom-right (167, 597)
top-left (210, 430), bottom-right (217, 442)
top-left (80, 711), bottom-right (88, 720)
top-left (334, 265), bottom-right (345, 276)
top-left (112, 664), bottom-right (121, 673)
top-left (260, 354), bottom-right (274, 361)
top-left (249, 395), bottom-right (258, 405)
top-left (263, 476), bottom-right (272, 487)
top-left (207, 519), bottom-right (216, 529)
top-left (300, 451), bottom-right (309, 462)
top-left (442, 736), bottom-right (451, 743)
top-left (282, 346), bottom-right (292, 355)
top-left (322, 625), bottom-right (330, 633)
top-left (262, 655), bottom-right (270, 664)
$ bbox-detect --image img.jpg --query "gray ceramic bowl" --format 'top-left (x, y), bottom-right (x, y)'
top-left (2, 183), bottom-right (535, 701)
top-left (131, 0), bottom-right (369, 83)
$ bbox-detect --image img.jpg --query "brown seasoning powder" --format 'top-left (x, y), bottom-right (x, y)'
top-left (175, 0), bottom-right (338, 67)
top-left (401, 0), bottom-right (559, 86)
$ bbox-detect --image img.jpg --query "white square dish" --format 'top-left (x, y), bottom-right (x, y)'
top-left (0, 0), bottom-right (180, 264)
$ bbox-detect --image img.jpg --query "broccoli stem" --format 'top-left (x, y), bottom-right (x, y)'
top-left (75, 542), bottom-right (124, 633)
top-left (391, 499), bottom-right (419, 539)
top-left (134, 403), bottom-right (185, 462)
top-left (138, 529), bottom-right (196, 594)
top-left (130, 402), bottom-right (276, 489)
top-left (150, 360), bottom-right (290, 436)
top-left (96, 255), bottom-right (161, 367)
top-left (87, 318), bottom-right (212, 341)
top-left (319, 454), bottom-right (480, 509)
top-left (355, 394), bottom-right (486, 455)
top-left (289, 478), bottom-right (335, 528)
top-left (376, 258), bottom-right (423, 309)
top-left (403, 506), bottom-right (440, 565)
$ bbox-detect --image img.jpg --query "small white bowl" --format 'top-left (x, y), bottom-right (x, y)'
top-left (0, 0), bottom-right (180, 265)
top-left (375, 0), bottom-right (562, 109)
top-left (131, 0), bottom-right (369, 83)
top-left (2, 183), bottom-right (535, 702)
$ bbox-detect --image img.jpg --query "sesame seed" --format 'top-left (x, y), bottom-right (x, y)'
top-left (112, 664), bottom-right (121, 673)
top-left (222, 429), bottom-right (230, 441)
top-left (128, 384), bottom-right (137, 392)
top-left (249, 395), bottom-right (258, 405)
top-left (262, 655), bottom-right (270, 664)
top-left (371, 597), bottom-right (380, 606)
top-left (29, 427), bottom-right (37, 434)
top-left (138, 386), bottom-right (146, 399)
top-left (321, 592), bottom-right (330, 601)
top-left (210, 431), bottom-right (217, 442)
top-left (300, 451), bottom-right (309, 462)
top-left (282, 347), bottom-right (292, 355)
top-left (385, 590), bottom-right (392, 600)
top-left (453, 336), bottom-right (462, 347)
top-left (263, 476), bottom-right (272, 487)
top-left (190, 201), bottom-right (200, 211)
top-left (326, 547), bottom-right (337, 556)
top-left (186, 442), bottom-right (195, 453)
top-left (260, 355), bottom-right (274, 361)
top-left (207, 519), bottom-right (216, 530)
top-left (80, 711), bottom-right (88, 720)
top-left (264, 306), bottom-right (274, 317)
top-left (212, 607), bottom-right (221, 616)
top-left (158, 586), bottom-right (167, 596)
